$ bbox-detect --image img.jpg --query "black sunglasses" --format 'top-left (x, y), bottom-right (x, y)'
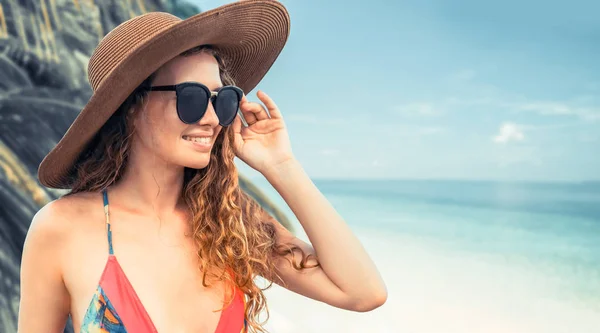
top-left (149, 82), bottom-right (243, 126)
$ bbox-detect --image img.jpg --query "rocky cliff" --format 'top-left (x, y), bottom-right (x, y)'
top-left (0, 1), bottom-right (291, 332)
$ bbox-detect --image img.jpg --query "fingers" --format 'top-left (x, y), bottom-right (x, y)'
top-left (239, 91), bottom-right (281, 126)
top-left (239, 95), bottom-right (257, 126)
top-left (256, 90), bottom-right (282, 119)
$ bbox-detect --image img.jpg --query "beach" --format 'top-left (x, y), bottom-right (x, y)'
top-left (247, 178), bottom-right (600, 333)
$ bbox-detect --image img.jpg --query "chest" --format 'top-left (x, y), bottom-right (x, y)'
top-left (63, 219), bottom-right (235, 333)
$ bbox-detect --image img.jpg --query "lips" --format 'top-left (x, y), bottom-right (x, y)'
top-left (182, 135), bottom-right (213, 153)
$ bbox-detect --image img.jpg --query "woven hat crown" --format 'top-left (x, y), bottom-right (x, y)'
top-left (88, 12), bottom-right (182, 91)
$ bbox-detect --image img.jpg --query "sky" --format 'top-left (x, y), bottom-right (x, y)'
top-left (190, 0), bottom-right (600, 181)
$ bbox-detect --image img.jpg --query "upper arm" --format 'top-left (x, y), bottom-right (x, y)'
top-left (18, 201), bottom-right (72, 333)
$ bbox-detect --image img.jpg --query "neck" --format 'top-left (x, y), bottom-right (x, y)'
top-left (110, 139), bottom-right (187, 216)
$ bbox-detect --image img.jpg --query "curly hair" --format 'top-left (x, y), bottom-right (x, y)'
top-left (65, 45), bottom-right (318, 332)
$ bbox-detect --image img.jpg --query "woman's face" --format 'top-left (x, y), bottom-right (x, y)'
top-left (133, 52), bottom-right (224, 169)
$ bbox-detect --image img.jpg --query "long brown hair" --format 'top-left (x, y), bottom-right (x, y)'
top-left (66, 45), bottom-right (318, 332)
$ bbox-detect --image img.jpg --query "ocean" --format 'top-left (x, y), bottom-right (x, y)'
top-left (248, 178), bottom-right (600, 333)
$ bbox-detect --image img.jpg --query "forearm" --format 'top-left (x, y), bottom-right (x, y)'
top-left (264, 159), bottom-right (387, 301)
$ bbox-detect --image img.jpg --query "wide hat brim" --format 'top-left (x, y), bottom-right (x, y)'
top-left (37, 0), bottom-right (290, 189)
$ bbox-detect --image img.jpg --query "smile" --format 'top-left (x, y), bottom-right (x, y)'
top-left (182, 135), bottom-right (211, 144)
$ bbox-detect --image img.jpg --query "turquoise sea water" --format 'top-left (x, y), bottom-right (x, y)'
top-left (313, 180), bottom-right (600, 304)
top-left (253, 178), bottom-right (600, 332)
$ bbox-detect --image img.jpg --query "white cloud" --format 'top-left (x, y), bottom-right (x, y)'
top-left (514, 101), bottom-right (600, 122)
top-left (493, 122), bottom-right (525, 144)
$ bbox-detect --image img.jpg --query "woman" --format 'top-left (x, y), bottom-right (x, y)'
top-left (18, 1), bottom-right (387, 332)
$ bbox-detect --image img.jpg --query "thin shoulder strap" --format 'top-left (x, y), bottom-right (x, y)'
top-left (102, 189), bottom-right (114, 255)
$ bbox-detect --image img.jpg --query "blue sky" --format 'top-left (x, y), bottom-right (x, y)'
top-left (190, 0), bottom-right (600, 181)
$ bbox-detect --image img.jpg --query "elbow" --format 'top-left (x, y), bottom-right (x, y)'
top-left (351, 288), bottom-right (388, 312)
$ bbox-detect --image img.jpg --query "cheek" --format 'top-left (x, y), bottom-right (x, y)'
top-left (137, 100), bottom-right (185, 152)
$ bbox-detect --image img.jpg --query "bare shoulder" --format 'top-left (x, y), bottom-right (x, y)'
top-left (26, 191), bottom-right (102, 249)
top-left (19, 191), bottom-right (101, 332)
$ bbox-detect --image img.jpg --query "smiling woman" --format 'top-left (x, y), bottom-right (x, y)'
top-left (59, 44), bottom-right (306, 332)
top-left (17, 1), bottom-right (387, 333)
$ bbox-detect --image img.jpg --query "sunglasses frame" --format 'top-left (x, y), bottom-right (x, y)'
top-left (149, 82), bottom-right (244, 126)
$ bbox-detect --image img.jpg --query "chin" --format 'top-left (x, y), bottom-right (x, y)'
top-left (183, 158), bottom-right (211, 170)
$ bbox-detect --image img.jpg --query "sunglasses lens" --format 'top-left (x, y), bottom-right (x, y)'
top-left (178, 85), bottom-right (208, 123)
top-left (214, 87), bottom-right (240, 126)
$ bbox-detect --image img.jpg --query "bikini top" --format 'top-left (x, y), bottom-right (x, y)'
top-left (80, 189), bottom-right (247, 333)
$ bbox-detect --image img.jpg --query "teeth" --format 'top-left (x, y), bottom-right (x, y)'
top-left (183, 136), bottom-right (211, 144)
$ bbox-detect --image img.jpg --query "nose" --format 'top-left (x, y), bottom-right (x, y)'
top-left (199, 100), bottom-right (219, 127)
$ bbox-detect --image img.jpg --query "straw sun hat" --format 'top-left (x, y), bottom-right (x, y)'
top-left (37, 0), bottom-right (290, 189)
